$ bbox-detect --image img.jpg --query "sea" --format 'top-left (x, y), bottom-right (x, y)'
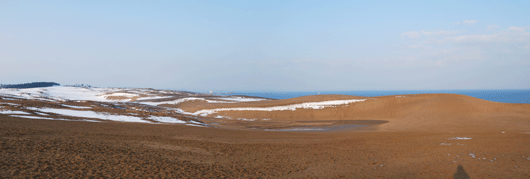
top-left (216, 90), bottom-right (530, 104)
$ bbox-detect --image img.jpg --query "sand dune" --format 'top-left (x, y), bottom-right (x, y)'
top-left (2, 90), bottom-right (530, 178)
top-left (177, 94), bottom-right (530, 131)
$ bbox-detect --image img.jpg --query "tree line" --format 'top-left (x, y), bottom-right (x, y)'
top-left (0, 82), bottom-right (60, 89)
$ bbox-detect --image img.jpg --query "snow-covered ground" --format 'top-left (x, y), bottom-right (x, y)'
top-left (0, 86), bottom-right (174, 102)
top-left (31, 108), bottom-right (151, 123)
top-left (135, 96), bottom-right (174, 101)
top-left (1, 106), bottom-right (200, 125)
top-left (139, 97), bottom-right (238, 106)
top-left (215, 97), bottom-right (267, 102)
top-left (147, 116), bottom-right (186, 124)
top-left (0, 86), bottom-right (125, 102)
top-left (62, 104), bottom-right (92, 109)
top-left (0, 86), bottom-right (268, 105)
top-left (1, 86), bottom-right (366, 126)
top-left (0, 110), bottom-right (31, 115)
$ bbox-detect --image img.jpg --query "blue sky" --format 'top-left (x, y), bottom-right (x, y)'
top-left (1, 1), bottom-right (529, 91)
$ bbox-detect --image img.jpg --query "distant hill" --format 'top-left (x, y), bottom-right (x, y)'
top-left (0, 82), bottom-right (60, 89)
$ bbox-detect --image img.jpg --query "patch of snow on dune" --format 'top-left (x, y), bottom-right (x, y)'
top-left (265, 127), bottom-right (326, 132)
top-left (140, 97), bottom-right (207, 106)
top-left (216, 97), bottom-right (267, 102)
top-left (147, 116), bottom-right (186, 124)
top-left (188, 120), bottom-right (205, 125)
top-left (237, 118), bottom-right (257, 121)
top-left (0, 110), bottom-right (31, 115)
top-left (10, 115), bottom-right (101, 122)
top-left (0, 86), bottom-right (143, 102)
top-left (10, 115), bottom-right (55, 120)
top-left (189, 99), bottom-right (366, 116)
top-left (0, 102), bottom-right (21, 106)
top-left (35, 112), bottom-right (49, 116)
top-left (140, 97), bottom-right (240, 106)
top-left (62, 104), bottom-right (92, 109)
top-left (136, 96), bottom-right (173, 101)
top-left (185, 124), bottom-right (206, 127)
top-left (102, 93), bottom-right (138, 98)
top-left (0, 97), bottom-right (21, 100)
top-left (451, 137), bottom-right (472, 140)
top-left (35, 108), bottom-right (150, 123)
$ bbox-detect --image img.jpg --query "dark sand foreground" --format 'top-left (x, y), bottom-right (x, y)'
top-left (2, 94), bottom-right (530, 178)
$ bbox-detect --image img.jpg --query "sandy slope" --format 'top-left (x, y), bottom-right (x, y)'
top-left (178, 94), bottom-right (530, 132)
top-left (1, 92), bottom-right (530, 178)
top-left (2, 115), bottom-right (530, 178)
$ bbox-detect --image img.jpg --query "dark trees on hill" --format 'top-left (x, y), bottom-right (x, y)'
top-left (0, 82), bottom-right (60, 89)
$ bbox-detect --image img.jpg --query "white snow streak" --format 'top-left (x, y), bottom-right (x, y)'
top-left (451, 137), bottom-right (472, 140)
top-left (0, 110), bottom-right (31, 115)
top-left (62, 104), bottom-right (92, 109)
top-left (190, 99), bottom-right (366, 116)
top-left (215, 97), bottom-right (267, 102)
top-left (147, 116), bottom-right (186, 124)
top-left (35, 108), bottom-right (150, 123)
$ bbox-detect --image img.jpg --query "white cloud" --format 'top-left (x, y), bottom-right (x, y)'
top-left (401, 30), bottom-right (460, 39)
top-left (487, 25), bottom-right (499, 30)
top-left (508, 26), bottom-right (528, 32)
top-left (401, 31), bottom-right (422, 39)
top-left (407, 44), bottom-right (425, 49)
top-left (445, 34), bottom-right (498, 43)
top-left (397, 25), bottom-right (529, 68)
top-left (416, 26), bottom-right (530, 44)
top-left (463, 20), bottom-right (477, 25)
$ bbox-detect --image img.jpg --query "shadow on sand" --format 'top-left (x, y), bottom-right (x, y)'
top-left (453, 165), bottom-right (470, 179)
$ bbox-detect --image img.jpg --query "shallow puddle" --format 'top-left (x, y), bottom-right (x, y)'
top-left (262, 120), bottom-right (388, 132)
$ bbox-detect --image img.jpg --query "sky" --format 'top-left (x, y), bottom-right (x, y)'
top-left (1, 1), bottom-right (529, 91)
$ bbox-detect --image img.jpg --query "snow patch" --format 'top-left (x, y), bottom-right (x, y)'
top-left (10, 115), bottom-right (55, 120)
top-left (135, 96), bottom-right (173, 101)
top-left (0, 102), bottom-right (20, 106)
top-left (140, 97), bottom-right (205, 106)
top-left (10, 115), bottom-right (101, 122)
top-left (35, 112), bottom-right (49, 116)
top-left (216, 97), bottom-right (267, 102)
top-left (451, 137), bottom-right (472, 140)
top-left (185, 124), bottom-right (206, 127)
top-left (147, 116), bottom-right (186, 124)
top-left (237, 118), bottom-right (257, 121)
top-left (187, 120), bottom-right (206, 125)
top-left (0, 86), bottom-right (158, 102)
top-left (0, 110), bottom-right (31, 115)
top-left (265, 127), bottom-right (326, 132)
top-left (189, 99), bottom-right (366, 116)
top-left (62, 104), bottom-right (92, 109)
top-left (34, 108), bottom-right (150, 123)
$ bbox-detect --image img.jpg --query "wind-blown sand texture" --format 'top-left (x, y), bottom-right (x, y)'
top-left (1, 87), bottom-right (530, 178)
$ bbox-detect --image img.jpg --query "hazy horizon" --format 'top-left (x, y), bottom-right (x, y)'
top-left (1, 1), bottom-right (529, 91)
